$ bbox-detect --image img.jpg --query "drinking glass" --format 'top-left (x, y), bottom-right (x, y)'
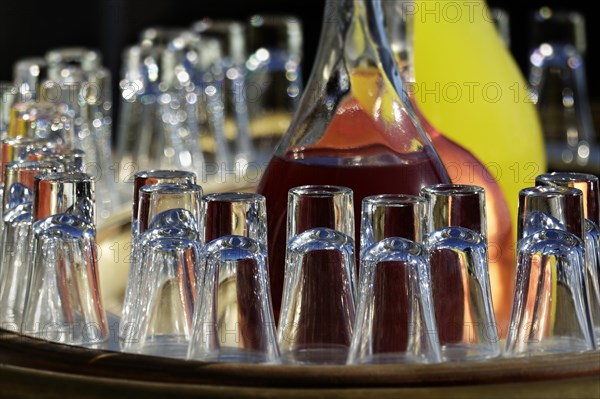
top-left (0, 137), bottom-right (46, 226)
top-left (528, 8), bottom-right (599, 172)
top-left (13, 57), bottom-right (48, 103)
top-left (33, 172), bottom-right (96, 225)
top-left (7, 101), bottom-right (74, 149)
top-left (2, 160), bottom-right (64, 215)
top-left (360, 194), bottom-right (426, 251)
top-left (536, 172), bottom-right (600, 344)
top-left (120, 182), bottom-right (202, 344)
top-left (21, 173), bottom-right (107, 346)
top-left (420, 184), bottom-right (486, 235)
top-left (120, 236), bottom-right (201, 358)
top-left (117, 31), bottom-right (232, 179)
top-left (421, 184), bottom-right (500, 361)
top-left (286, 185), bottom-right (354, 241)
top-left (188, 193), bottom-right (278, 363)
top-left (246, 14), bottom-right (303, 163)
top-left (0, 160), bottom-right (64, 329)
top-left (116, 45), bottom-right (164, 172)
top-left (129, 27), bottom-right (184, 170)
top-left (505, 229), bottom-right (595, 355)
top-left (517, 186), bottom-right (584, 242)
top-left (131, 170), bottom-right (197, 238)
top-left (45, 47), bottom-right (117, 220)
top-left (349, 194), bottom-right (441, 364)
top-left (202, 192), bottom-right (267, 243)
top-left (535, 173), bottom-right (599, 225)
top-left (192, 19), bottom-right (254, 165)
top-left (278, 185), bottom-right (356, 364)
top-left (159, 33), bottom-right (226, 173)
top-left (425, 227), bottom-right (499, 361)
top-left (0, 81), bottom-right (16, 136)
top-left (21, 213), bottom-right (108, 346)
top-left (135, 183), bottom-right (203, 238)
top-left (506, 185), bottom-right (595, 355)
top-left (27, 147), bottom-right (86, 172)
top-left (1, 138), bottom-right (46, 180)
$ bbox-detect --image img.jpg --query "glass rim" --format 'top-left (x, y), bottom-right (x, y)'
top-left (362, 194), bottom-right (425, 207)
top-left (421, 184), bottom-right (484, 197)
top-left (10, 101), bottom-right (61, 114)
top-left (5, 159), bottom-right (63, 171)
top-left (134, 169), bottom-right (197, 180)
top-left (14, 56), bottom-right (47, 69)
top-left (191, 18), bottom-right (246, 33)
top-left (46, 47), bottom-right (100, 60)
top-left (203, 191), bottom-right (265, 204)
top-left (288, 185), bottom-right (352, 198)
top-left (139, 182), bottom-right (202, 195)
top-left (520, 185), bottom-right (583, 199)
top-left (536, 172), bottom-right (599, 184)
top-left (1, 136), bottom-right (44, 146)
top-left (248, 14), bottom-right (302, 28)
top-left (34, 171), bottom-right (93, 183)
top-left (533, 7), bottom-right (584, 22)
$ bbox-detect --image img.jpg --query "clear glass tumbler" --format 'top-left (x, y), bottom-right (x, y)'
top-left (188, 192), bottom-right (278, 363)
top-left (349, 194), bottom-right (440, 364)
top-left (536, 172), bottom-right (600, 344)
top-left (421, 184), bottom-right (500, 361)
top-left (505, 229), bottom-right (595, 356)
top-left (278, 185), bottom-right (356, 364)
top-left (120, 236), bottom-right (201, 358)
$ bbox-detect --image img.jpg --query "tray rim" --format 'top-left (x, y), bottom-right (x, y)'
top-left (1, 362), bottom-right (599, 399)
top-left (1, 329), bottom-right (599, 390)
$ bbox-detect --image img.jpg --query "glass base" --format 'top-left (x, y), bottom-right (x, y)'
top-left (202, 348), bottom-right (275, 364)
top-left (280, 345), bottom-right (349, 365)
top-left (128, 335), bottom-right (189, 359)
top-left (350, 352), bottom-right (431, 365)
top-left (441, 343), bottom-right (501, 362)
top-left (505, 337), bottom-right (593, 357)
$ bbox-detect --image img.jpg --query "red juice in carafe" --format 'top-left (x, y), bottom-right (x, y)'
top-left (258, 95), bottom-right (450, 319)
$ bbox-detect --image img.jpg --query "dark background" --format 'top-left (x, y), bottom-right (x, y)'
top-left (1, 0), bottom-right (598, 134)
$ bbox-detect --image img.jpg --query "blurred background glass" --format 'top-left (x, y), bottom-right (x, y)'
top-left (1, 0), bottom-right (597, 185)
top-left (528, 7), bottom-right (599, 174)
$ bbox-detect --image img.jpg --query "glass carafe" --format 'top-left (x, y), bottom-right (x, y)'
top-left (383, 0), bottom-right (520, 334)
top-left (257, 0), bottom-right (450, 318)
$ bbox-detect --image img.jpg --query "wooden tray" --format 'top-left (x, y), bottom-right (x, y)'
top-left (2, 191), bottom-right (599, 398)
top-left (0, 328), bottom-right (599, 398)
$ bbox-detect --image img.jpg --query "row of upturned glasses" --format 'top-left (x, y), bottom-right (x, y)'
top-left (122, 171), bottom-right (600, 363)
top-left (0, 162), bottom-right (597, 363)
